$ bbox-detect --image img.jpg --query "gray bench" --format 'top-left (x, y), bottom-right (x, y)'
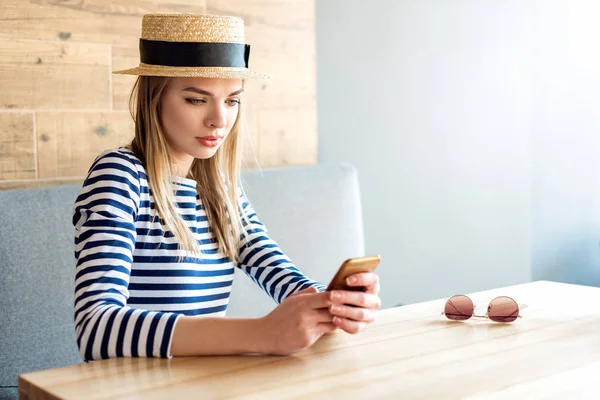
top-left (0, 162), bottom-right (364, 399)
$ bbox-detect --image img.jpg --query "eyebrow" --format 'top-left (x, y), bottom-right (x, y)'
top-left (182, 87), bottom-right (244, 97)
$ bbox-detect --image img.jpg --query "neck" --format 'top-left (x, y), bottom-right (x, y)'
top-left (171, 156), bottom-right (194, 178)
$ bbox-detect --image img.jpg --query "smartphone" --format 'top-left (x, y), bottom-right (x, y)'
top-left (326, 255), bottom-right (381, 292)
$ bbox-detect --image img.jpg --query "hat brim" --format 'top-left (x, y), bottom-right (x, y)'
top-left (113, 64), bottom-right (270, 80)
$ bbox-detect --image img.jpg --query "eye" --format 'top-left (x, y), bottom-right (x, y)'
top-left (185, 98), bottom-right (206, 105)
top-left (226, 99), bottom-right (240, 107)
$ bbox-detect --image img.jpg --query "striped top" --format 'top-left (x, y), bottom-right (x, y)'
top-left (73, 147), bottom-right (325, 361)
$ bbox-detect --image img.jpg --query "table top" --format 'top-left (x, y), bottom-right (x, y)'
top-left (19, 280), bottom-right (600, 400)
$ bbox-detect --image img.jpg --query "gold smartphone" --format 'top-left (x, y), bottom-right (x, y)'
top-left (326, 255), bottom-right (381, 292)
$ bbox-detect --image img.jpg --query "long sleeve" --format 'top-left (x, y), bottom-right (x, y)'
top-left (72, 150), bottom-right (180, 361)
top-left (237, 192), bottom-right (326, 303)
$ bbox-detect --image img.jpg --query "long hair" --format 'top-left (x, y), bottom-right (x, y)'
top-left (128, 76), bottom-right (246, 263)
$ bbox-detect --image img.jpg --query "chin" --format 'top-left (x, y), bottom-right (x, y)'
top-left (189, 146), bottom-right (220, 160)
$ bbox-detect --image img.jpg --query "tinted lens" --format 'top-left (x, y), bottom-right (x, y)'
top-left (444, 295), bottom-right (474, 321)
top-left (488, 296), bottom-right (519, 323)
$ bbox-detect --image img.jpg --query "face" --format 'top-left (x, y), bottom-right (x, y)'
top-left (159, 77), bottom-right (243, 175)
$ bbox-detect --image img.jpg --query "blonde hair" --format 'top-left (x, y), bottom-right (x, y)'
top-left (128, 76), bottom-right (246, 263)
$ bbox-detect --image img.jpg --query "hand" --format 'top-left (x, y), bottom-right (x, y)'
top-left (329, 272), bottom-right (381, 334)
top-left (259, 287), bottom-right (336, 355)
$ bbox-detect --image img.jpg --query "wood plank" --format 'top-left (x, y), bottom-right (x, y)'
top-left (36, 112), bottom-right (134, 178)
top-left (0, 112), bottom-right (35, 179)
top-left (0, 0), bottom-right (207, 46)
top-left (0, 178), bottom-right (83, 191)
top-left (257, 108), bottom-right (317, 167)
top-left (206, 0), bottom-right (314, 33)
top-left (111, 46), bottom-right (139, 110)
top-left (243, 51), bottom-right (316, 111)
top-left (0, 40), bottom-right (110, 109)
top-left (467, 360), bottom-right (600, 400)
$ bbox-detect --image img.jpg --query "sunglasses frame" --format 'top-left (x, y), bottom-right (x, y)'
top-left (441, 294), bottom-right (528, 323)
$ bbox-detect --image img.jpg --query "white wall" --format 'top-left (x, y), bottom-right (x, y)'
top-left (530, 0), bottom-right (600, 287)
top-left (317, 0), bottom-right (600, 307)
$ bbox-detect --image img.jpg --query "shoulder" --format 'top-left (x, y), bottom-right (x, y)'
top-left (87, 147), bottom-right (144, 179)
top-left (79, 147), bottom-right (147, 199)
top-left (73, 147), bottom-right (145, 222)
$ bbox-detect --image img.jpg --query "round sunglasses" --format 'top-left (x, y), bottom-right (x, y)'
top-left (442, 295), bottom-right (528, 323)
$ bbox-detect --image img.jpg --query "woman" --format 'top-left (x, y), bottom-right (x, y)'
top-left (73, 13), bottom-right (381, 361)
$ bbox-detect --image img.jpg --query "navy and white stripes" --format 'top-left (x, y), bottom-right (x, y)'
top-left (73, 147), bottom-right (324, 361)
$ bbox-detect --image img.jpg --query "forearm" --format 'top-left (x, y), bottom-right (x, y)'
top-left (170, 316), bottom-right (268, 356)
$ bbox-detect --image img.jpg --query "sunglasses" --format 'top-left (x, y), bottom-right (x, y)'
top-left (442, 295), bottom-right (528, 323)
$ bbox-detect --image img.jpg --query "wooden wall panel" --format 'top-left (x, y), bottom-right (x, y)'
top-left (0, 113), bottom-right (35, 179)
top-left (0, 40), bottom-right (110, 109)
top-left (257, 108), bottom-right (317, 167)
top-left (0, 0), bottom-right (207, 45)
top-left (0, 0), bottom-right (317, 190)
top-left (36, 112), bottom-right (134, 178)
top-left (112, 46), bottom-right (139, 110)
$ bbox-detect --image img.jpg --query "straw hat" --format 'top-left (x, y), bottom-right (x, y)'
top-left (113, 13), bottom-right (269, 79)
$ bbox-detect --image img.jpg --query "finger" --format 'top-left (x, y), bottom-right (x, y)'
top-left (332, 316), bottom-right (367, 334)
top-left (330, 290), bottom-right (381, 310)
top-left (318, 322), bottom-right (338, 334)
top-left (302, 291), bottom-right (333, 309)
top-left (346, 273), bottom-right (379, 294)
top-left (329, 304), bottom-right (376, 323)
top-left (312, 309), bottom-right (335, 323)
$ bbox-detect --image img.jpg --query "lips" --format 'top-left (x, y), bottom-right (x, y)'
top-left (195, 136), bottom-right (223, 148)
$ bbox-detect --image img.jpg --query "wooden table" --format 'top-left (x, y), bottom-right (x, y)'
top-left (19, 281), bottom-right (600, 399)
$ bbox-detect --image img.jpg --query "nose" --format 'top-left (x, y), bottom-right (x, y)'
top-left (204, 104), bottom-right (227, 129)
